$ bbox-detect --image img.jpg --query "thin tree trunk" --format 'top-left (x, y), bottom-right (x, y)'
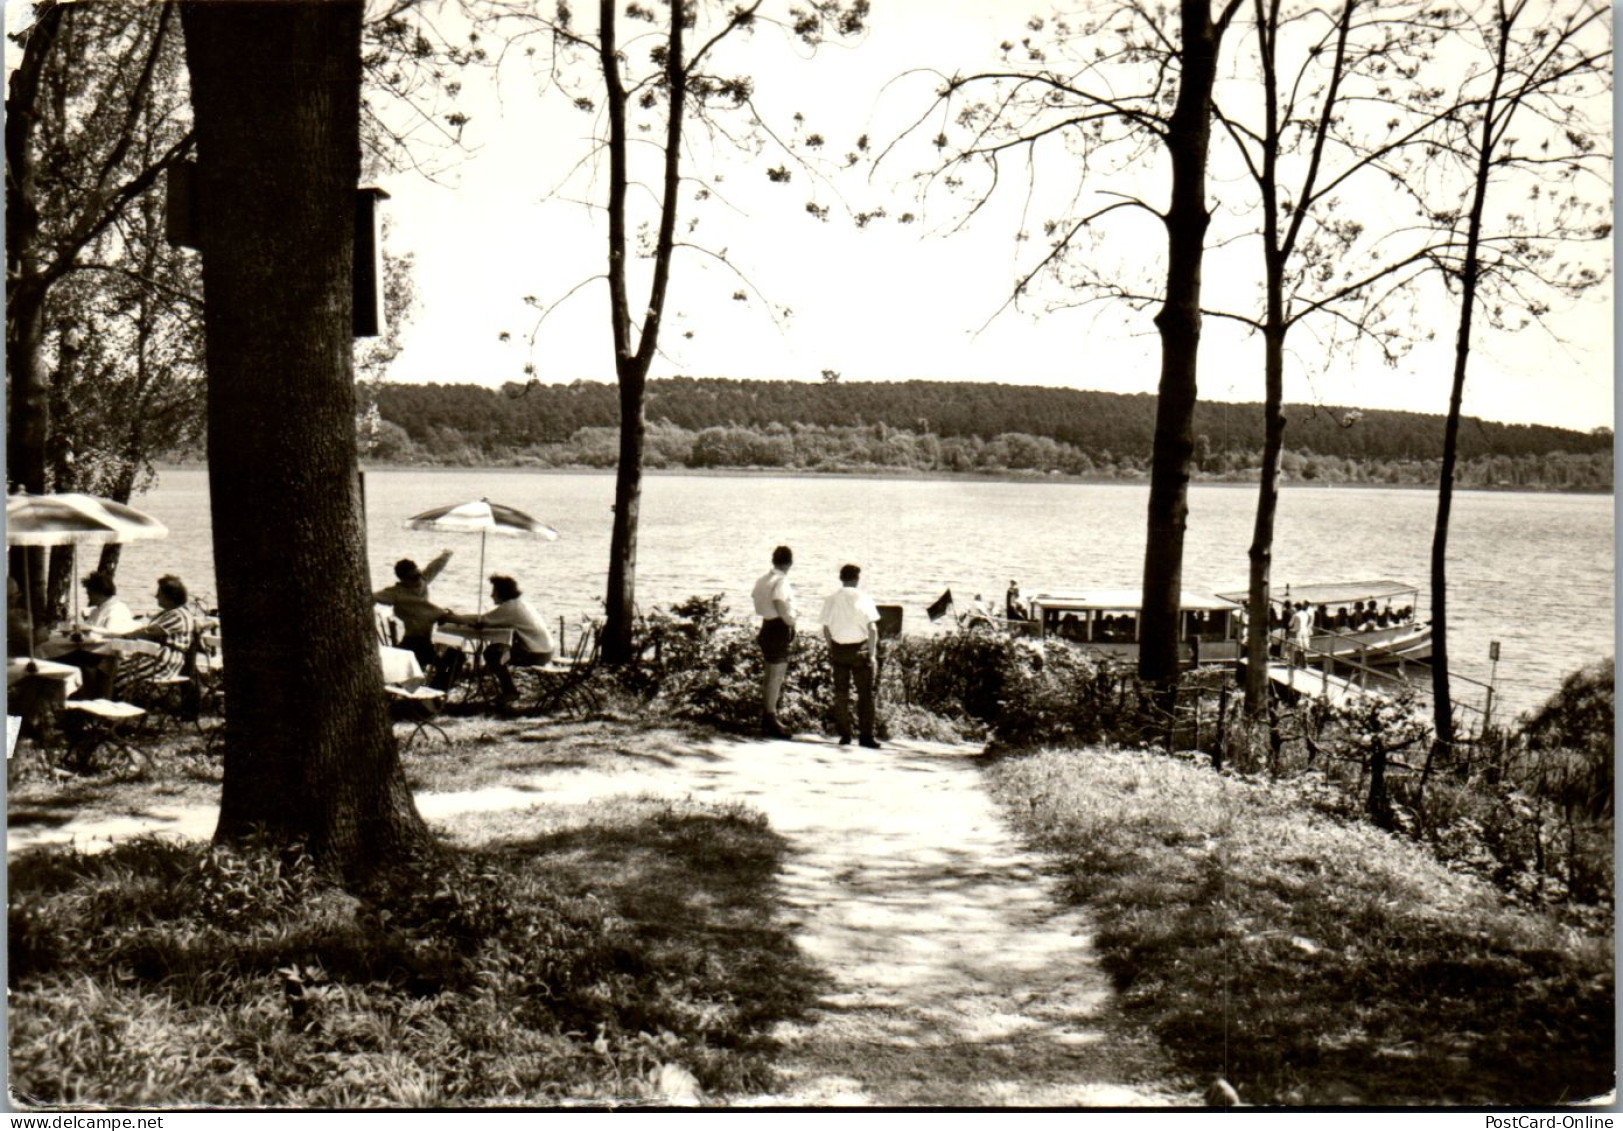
top-left (599, 0), bottom-right (684, 666)
top-left (1141, 0), bottom-right (1236, 687)
top-left (1245, 325), bottom-right (1287, 712)
top-left (181, 0), bottom-right (427, 874)
top-left (1431, 5), bottom-right (1509, 764)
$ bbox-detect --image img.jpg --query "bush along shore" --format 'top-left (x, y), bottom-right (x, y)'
top-left (7, 600), bottom-right (1613, 1107)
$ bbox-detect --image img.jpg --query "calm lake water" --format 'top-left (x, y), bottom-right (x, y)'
top-left (111, 468), bottom-right (1613, 719)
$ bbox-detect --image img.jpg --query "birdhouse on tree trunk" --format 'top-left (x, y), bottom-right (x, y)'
top-left (166, 162), bottom-right (390, 338)
top-left (352, 186), bottom-right (390, 337)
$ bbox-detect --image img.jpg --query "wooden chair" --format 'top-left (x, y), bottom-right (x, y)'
top-left (375, 607), bottom-right (403, 648)
top-left (59, 698), bottom-right (149, 772)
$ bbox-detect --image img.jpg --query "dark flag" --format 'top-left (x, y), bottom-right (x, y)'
top-left (926, 589), bottom-right (954, 622)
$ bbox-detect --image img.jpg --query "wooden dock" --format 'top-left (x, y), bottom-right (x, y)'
top-left (1260, 662), bottom-right (1366, 703)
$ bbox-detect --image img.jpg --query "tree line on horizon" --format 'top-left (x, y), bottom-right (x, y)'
top-left (356, 378), bottom-right (1612, 488)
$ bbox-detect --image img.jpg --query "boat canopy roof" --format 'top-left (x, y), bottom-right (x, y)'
top-left (1028, 589), bottom-right (1238, 613)
top-left (1213, 579), bottom-right (1418, 607)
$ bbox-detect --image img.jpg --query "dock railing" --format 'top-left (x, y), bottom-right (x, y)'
top-left (1295, 627), bottom-right (1497, 733)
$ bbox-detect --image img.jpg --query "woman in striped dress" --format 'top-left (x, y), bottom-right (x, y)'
top-left (112, 575), bottom-right (200, 698)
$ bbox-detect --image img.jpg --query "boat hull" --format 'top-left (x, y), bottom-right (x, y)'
top-left (1309, 623), bottom-right (1432, 666)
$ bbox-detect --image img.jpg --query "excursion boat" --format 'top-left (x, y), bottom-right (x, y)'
top-left (1214, 579), bottom-right (1432, 666)
top-left (1021, 588), bottom-right (1243, 664)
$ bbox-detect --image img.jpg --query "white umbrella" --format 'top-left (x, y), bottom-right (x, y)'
top-left (404, 497), bottom-right (557, 612)
top-left (6, 492), bottom-right (169, 629)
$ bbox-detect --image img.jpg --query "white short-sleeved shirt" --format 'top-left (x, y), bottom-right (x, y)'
top-left (752, 568), bottom-right (795, 620)
top-left (87, 597), bottom-right (138, 634)
top-left (820, 585), bottom-right (880, 645)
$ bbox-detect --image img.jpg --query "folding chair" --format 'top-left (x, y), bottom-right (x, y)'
top-left (385, 684), bottom-right (449, 751)
top-left (60, 698), bottom-right (149, 772)
top-left (520, 620), bottom-right (602, 719)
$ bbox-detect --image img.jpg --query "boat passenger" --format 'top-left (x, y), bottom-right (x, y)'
top-left (1005, 580), bottom-right (1024, 621)
top-left (1288, 602), bottom-right (1313, 662)
top-left (1377, 602), bottom-right (1394, 627)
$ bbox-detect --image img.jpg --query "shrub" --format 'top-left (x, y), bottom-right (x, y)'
top-left (1517, 657), bottom-right (1613, 820)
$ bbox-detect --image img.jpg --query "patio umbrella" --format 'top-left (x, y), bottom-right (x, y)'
top-left (404, 498), bottom-right (557, 612)
top-left (6, 492), bottom-right (170, 633)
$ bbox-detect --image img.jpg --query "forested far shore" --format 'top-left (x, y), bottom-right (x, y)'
top-left (342, 379), bottom-right (1614, 491)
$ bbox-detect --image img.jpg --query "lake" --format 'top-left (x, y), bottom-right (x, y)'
top-left (107, 468), bottom-right (1612, 719)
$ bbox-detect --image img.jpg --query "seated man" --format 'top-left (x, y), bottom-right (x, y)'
top-left (375, 549), bottom-right (469, 690)
top-left (440, 573), bottom-right (554, 703)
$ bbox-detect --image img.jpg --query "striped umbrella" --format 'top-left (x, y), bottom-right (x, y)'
top-left (404, 498), bottom-right (557, 611)
top-left (6, 492), bottom-right (169, 643)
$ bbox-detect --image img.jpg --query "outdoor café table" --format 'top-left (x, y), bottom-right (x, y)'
top-left (41, 631), bottom-right (162, 661)
top-left (7, 656), bottom-right (85, 740)
top-left (378, 644), bottom-right (424, 687)
top-left (7, 656), bottom-right (84, 698)
top-left (431, 624), bottom-right (515, 707)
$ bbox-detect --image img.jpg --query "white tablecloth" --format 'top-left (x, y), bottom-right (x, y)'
top-left (7, 657), bottom-right (84, 697)
top-left (433, 625), bottom-right (515, 649)
top-left (379, 646), bottom-right (424, 687)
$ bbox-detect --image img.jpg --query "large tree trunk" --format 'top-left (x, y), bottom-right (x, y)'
top-left (5, 4), bottom-right (63, 626)
top-left (1140, 0), bottom-right (1230, 688)
top-left (181, 0), bottom-right (428, 873)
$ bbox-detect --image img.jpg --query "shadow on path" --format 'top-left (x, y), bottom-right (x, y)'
top-left (7, 728), bottom-right (1194, 1107)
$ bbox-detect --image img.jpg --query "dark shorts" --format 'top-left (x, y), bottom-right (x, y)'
top-left (758, 618), bottom-right (794, 664)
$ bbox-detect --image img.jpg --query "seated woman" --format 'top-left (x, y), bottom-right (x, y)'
top-left (110, 574), bottom-right (201, 699)
top-left (80, 569), bottom-right (138, 634)
top-left (440, 573), bottom-right (554, 703)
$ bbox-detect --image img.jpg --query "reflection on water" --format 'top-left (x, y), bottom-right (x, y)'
top-left (113, 469), bottom-right (1612, 717)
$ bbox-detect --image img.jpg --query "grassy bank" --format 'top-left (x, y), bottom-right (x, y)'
top-left (985, 747), bottom-right (1615, 1106)
top-left (8, 721), bottom-right (823, 1108)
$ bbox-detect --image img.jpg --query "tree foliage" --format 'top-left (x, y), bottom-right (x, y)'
top-left (363, 376), bottom-right (1609, 469)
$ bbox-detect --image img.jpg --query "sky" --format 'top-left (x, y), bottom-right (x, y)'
top-left (369, 1), bottom-right (1613, 433)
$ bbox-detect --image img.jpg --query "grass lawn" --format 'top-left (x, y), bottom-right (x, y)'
top-left (7, 719), bottom-right (825, 1107)
top-left (986, 747), bottom-right (1616, 1107)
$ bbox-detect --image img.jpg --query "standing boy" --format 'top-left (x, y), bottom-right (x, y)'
top-left (751, 545), bottom-right (797, 737)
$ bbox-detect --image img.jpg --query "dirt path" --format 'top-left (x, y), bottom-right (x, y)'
top-left (8, 732), bottom-right (1196, 1107)
top-left (449, 732), bottom-right (1197, 1107)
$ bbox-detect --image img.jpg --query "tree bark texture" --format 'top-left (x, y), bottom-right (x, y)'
top-left (180, 0), bottom-right (428, 872)
top-left (5, 4), bottom-right (64, 623)
top-left (1140, 0), bottom-right (1232, 687)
